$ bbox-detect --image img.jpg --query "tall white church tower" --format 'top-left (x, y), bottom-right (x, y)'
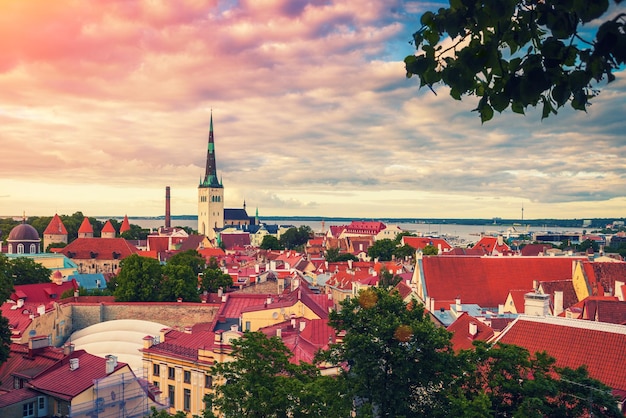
top-left (198, 112), bottom-right (224, 239)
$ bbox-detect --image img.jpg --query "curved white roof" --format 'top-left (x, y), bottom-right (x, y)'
top-left (69, 319), bottom-right (166, 373)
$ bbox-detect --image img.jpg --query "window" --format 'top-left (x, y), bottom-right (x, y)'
top-left (22, 402), bottom-right (34, 417)
top-left (168, 367), bottom-right (175, 380)
top-left (14, 376), bottom-right (23, 389)
top-left (184, 389), bottom-right (191, 411)
top-left (205, 375), bottom-right (213, 388)
top-left (38, 396), bottom-right (45, 410)
top-left (168, 385), bottom-right (175, 407)
top-left (245, 321), bottom-right (251, 331)
top-left (184, 370), bottom-right (191, 384)
top-left (153, 363), bottom-right (160, 376)
top-left (153, 381), bottom-right (159, 388)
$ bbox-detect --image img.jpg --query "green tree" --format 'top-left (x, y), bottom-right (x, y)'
top-left (159, 263), bottom-right (200, 302)
top-left (393, 231), bottom-right (416, 245)
top-left (320, 287), bottom-right (456, 417)
top-left (259, 234), bottom-right (281, 250)
top-left (367, 238), bottom-right (397, 261)
top-left (578, 238), bottom-right (600, 253)
top-left (405, 0), bottom-right (626, 122)
top-left (279, 226), bottom-right (312, 250)
top-left (324, 246), bottom-right (340, 262)
top-left (422, 244), bottom-right (439, 255)
top-left (392, 243), bottom-right (415, 260)
top-left (450, 342), bottom-right (622, 417)
top-left (208, 331), bottom-right (349, 418)
top-left (9, 257), bottom-right (51, 285)
top-left (201, 258), bottom-right (233, 293)
top-left (168, 250), bottom-right (206, 276)
top-left (0, 255), bottom-right (13, 367)
top-left (113, 254), bottom-right (162, 302)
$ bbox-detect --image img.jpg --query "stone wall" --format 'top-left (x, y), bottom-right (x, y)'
top-left (71, 302), bottom-right (220, 331)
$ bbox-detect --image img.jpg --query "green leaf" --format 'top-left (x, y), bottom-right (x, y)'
top-left (490, 92), bottom-right (509, 113)
top-left (421, 11), bottom-right (435, 26)
top-left (511, 101), bottom-right (525, 114)
top-left (480, 104), bottom-right (494, 123)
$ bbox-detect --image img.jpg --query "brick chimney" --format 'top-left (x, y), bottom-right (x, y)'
top-left (165, 186), bottom-right (171, 228)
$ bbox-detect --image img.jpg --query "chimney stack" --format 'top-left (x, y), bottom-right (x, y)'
top-left (165, 186), bottom-right (171, 228)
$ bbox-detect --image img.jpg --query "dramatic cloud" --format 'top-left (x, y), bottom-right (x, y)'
top-left (1, 0), bottom-right (625, 220)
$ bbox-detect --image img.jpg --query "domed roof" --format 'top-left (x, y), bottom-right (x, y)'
top-left (8, 223), bottom-right (40, 241)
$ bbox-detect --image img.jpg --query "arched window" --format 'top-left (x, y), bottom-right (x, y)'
top-left (30, 244), bottom-right (37, 254)
top-left (17, 244), bottom-right (24, 254)
top-left (8, 244), bottom-right (13, 254)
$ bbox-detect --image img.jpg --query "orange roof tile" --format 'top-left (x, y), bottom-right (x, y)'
top-left (447, 312), bottom-right (494, 351)
top-left (101, 220), bottom-right (116, 234)
top-left (496, 316), bottom-right (626, 393)
top-left (43, 214), bottom-right (68, 235)
top-left (77, 217), bottom-right (93, 234)
top-left (119, 215), bottom-right (131, 234)
top-left (422, 256), bottom-right (583, 308)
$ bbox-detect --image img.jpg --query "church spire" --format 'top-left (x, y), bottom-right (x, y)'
top-left (202, 111), bottom-right (222, 188)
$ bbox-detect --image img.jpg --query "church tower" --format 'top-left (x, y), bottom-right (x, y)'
top-left (198, 112), bottom-right (224, 239)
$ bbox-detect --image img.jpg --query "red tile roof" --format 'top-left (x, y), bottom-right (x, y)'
top-left (29, 350), bottom-right (128, 401)
top-left (473, 236), bottom-right (511, 254)
top-left (496, 316), bottom-right (626, 393)
top-left (0, 343), bottom-right (66, 393)
top-left (77, 217), bottom-right (93, 234)
top-left (101, 220), bottom-right (116, 234)
top-left (43, 214), bottom-right (68, 235)
top-left (60, 238), bottom-right (139, 261)
top-left (0, 387), bottom-right (40, 407)
top-left (119, 215), bottom-right (131, 234)
top-left (403, 236), bottom-right (452, 252)
top-left (141, 329), bottom-right (216, 364)
top-left (539, 280), bottom-right (578, 312)
top-left (447, 312), bottom-right (494, 351)
top-left (581, 299), bottom-right (626, 324)
top-left (421, 256), bottom-right (583, 308)
top-left (504, 289), bottom-right (533, 313)
top-left (520, 243), bottom-right (553, 256)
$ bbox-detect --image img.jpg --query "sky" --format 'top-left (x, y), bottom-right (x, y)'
top-left (1, 0), bottom-right (625, 221)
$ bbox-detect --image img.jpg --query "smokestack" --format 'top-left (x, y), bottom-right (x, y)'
top-left (165, 186), bottom-right (171, 228)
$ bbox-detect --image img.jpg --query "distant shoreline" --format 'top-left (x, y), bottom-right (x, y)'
top-left (95, 215), bottom-right (624, 229)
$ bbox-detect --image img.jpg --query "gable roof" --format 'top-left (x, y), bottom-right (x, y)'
top-left (220, 233), bottom-right (251, 250)
top-left (421, 256), bottom-right (583, 308)
top-left (538, 279), bottom-right (578, 312)
top-left (29, 350), bottom-right (128, 401)
top-left (60, 238), bottom-right (139, 261)
top-left (224, 208), bottom-right (249, 221)
top-left (495, 315), bottom-right (626, 394)
top-left (447, 312), bottom-right (494, 351)
top-left (403, 236), bottom-right (452, 252)
top-left (0, 343), bottom-right (66, 393)
top-left (473, 236), bottom-right (511, 254)
top-left (43, 214), bottom-right (68, 235)
top-left (580, 299), bottom-right (626, 324)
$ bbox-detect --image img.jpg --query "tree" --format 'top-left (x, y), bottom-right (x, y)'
top-left (207, 331), bottom-right (349, 417)
top-left (167, 250), bottom-right (206, 276)
top-left (279, 226), bottom-right (312, 250)
top-left (201, 258), bottom-right (233, 293)
top-left (113, 254), bottom-right (162, 302)
top-left (405, 0), bottom-right (626, 122)
top-left (324, 246), bottom-right (341, 262)
top-left (450, 341), bottom-right (622, 417)
top-left (367, 238), bottom-right (397, 261)
top-left (0, 255), bottom-right (13, 367)
top-left (392, 243), bottom-right (415, 260)
top-left (159, 263), bottom-right (200, 302)
top-left (578, 238), bottom-right (600, 252)
top-left (259, 235), bottom-right (281, 250)
top-left (393, 231), bottom-right (416, 245)
top-left (320, 287), bottom-right (457, 417)
top-left (9, 257), bottom-right (51, 285)
top-left (422, 244), bottom-right (439, 255)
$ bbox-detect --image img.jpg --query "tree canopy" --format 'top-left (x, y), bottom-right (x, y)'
top-left (206, 331), bottom-right (350, 418)
top-left (201, 257), bottom-right (233, 293)
top-left (405, 0), bottom-right (626, 122)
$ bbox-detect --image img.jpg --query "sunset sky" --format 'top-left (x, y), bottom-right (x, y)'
top-left (1, 0), bottom-right (625, 220)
